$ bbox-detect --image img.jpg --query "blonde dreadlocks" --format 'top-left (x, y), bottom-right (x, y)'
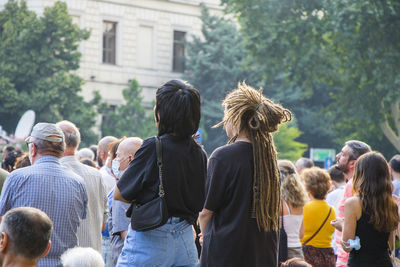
top-left (215, 82), bottom-right (292, 232)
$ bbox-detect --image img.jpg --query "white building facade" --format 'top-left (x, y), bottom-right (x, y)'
top-left (1, 0), bottom-right (222, 106)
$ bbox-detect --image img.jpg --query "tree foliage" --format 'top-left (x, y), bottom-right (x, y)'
top-left (0, 0), bottom-right (98, 146)
top-left (274, 122), bottom-right (308, 161)
top-left (223, 0), bottom-right (400, 156)
top-left (101, 79), bottom-right (157, 140)
top-left (185, 6), bottom-right (307, 159)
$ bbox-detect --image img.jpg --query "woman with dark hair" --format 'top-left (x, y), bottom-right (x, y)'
top-left (342, 152), bottom-right (399, 267)
top-left (199, 82), bottom-right (292, 267)
top-left (114, 80), bottom-right (207, 267)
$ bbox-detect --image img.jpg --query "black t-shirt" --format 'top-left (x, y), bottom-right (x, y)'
top-left (117, 134), bottom-right (207, 224)
top-left (200, 141), bottom-right (278, 267)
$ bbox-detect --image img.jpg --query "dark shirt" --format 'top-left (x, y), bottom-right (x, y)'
top-left (348, 212), bottom-right (391, 267)
top-left (117, 134), bottom-right (207, 224)
top-left (200, 141), bottom-right (278, 267)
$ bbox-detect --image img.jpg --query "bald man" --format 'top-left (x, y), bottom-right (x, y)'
top-left (107, 137), bottom-right (143, 266)
top-left (57, 121), bottom-right (108, 253)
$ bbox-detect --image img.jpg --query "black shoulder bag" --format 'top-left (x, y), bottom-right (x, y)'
top-left (129, 136), bottom-right (169, 231)
top-left (279, 203), bottom-right (288, 263)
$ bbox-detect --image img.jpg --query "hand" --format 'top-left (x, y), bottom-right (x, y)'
top-left (330, 218), bottom-right (344, 232)
top-left (198, 233), bottom-right (204, 246)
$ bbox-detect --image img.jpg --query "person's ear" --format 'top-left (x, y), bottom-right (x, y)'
top-left (41, 241), bottom-right (51, 258)
top-left (0, 232), bottom-right (9, 252)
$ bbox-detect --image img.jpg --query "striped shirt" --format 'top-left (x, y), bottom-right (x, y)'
top-left (60, 156), bottom-right (108, 253)
top-left (0, 155), bottom-right (88, 267)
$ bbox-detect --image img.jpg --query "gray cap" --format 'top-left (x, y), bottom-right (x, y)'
top-left (25, 123), bottom-right (64, 143)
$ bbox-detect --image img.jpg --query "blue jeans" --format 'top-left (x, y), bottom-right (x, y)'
top-left (117, 217), bottom-right (199, 267)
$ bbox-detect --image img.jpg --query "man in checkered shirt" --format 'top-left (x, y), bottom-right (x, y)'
top-left (0, 122), bottom-right (88, 267)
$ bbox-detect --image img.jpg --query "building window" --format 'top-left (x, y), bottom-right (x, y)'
top-left (137, 25), bottom-right (154, 69)
top-left (103, 21), bottom-right (117, 64)
top-left (173, 30), bottom-right (186, 73)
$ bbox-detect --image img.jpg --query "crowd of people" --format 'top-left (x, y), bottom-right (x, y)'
top-left (0, 79), bottom-right (399, 267)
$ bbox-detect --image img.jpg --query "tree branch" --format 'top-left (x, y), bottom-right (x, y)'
top-left (391, 102), bottom-right (400, 136)
top-left (380, 101), bottom-right (400, 152)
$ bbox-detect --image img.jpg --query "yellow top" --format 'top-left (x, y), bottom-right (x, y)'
top-left (301, 200), bottom-right (336, 248)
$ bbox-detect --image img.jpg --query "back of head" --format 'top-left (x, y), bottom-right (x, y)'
top-left (281, 258), bottom-right (312, 267)
top-left (14, 153), bottom-right (31, 169)
top-left (98, 136), bottom-right (117, 153)
top-left (26, 122), bottom-right (66, 157)
top-left (345, 140), bottom-right (371, 161)
top-left (301, 167), bottom-right (331, 200)
top-left (278, 160), bottom-right (307, 208)
top-left (328, 166), bottom-right (345, 183)
top-left (0, 207), bottom-right (52, 260)
top-left (56, 121), bottom-right (81, 149)
top-left (389, 154), bottom-right (400, 173)
top-left (77, 148), bottom-right (95, 161)
top-left (295, 157), bottom-right (314, 172)
top-left (353, 151), bottom-right (399, 232)
top-left (97, 136), bottom-right (117, 167)
top-left (218, 82), bottom-right (292, 232)
top-left (61, 247), bottom-right (105, 267)
top-left (4, 151), bottom-right (21, 171)
top-left (118, 137), bottom-right (143, 155)
top-left (155, 79), bottom-right (201, 139)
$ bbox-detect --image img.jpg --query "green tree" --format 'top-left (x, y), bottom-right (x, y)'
top-left (184, 6), bottom-right (307, 157)
top-left (101, 79), bottom-right (157, 139)
top-left (223, 0), bottom-right (400, 156)
top-left (273, 123), bottom-right (308, 161)
top-left (222, 0), bottom-right (337, 151)
top-left (0, 0), bottom-right (98, 146)
top-left (184, 6), bottom-right (257, 153)
top-left (326, 0), bottom-right (400, 153)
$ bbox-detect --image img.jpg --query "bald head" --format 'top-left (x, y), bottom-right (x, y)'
top-left (97, 136), bottom-right (117, 167)
top-left (115, 137), bottom-right (143, 171)
top-left (56, 120), bottom-right (81, 149)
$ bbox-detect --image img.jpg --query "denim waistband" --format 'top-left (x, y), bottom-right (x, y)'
top-left (166, 217), bottom-right (185, 224)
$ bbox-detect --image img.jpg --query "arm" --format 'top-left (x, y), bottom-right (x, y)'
top-left (121, 230), bottom-right (128, 241)
top-left (199, 208), bottom-right (213, 234)
top-left (113, 186), bottom-right (130, 203)
top-left (341, 197), bottom-right (360, 252)
top-left (299, 219), bottom-right (304, 240)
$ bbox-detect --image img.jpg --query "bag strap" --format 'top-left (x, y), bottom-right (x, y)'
top-left (155, 136), bottom-right (165, 198)
top-left (303, 207), bottom-right (332, 246)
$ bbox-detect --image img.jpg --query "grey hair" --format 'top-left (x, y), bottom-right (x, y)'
top-left (77, 148), bottom-right (95, 160)
top-left (345, 140), bottom-right (371, 161)
top-left (33, 137), bottom-right (65, 158)
top-left (57, 120), bottom-right (81, 148)
top-left (60, 247), bottom-right (105, 267)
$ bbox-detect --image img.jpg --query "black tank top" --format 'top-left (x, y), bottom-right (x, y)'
top-left (348, 212), bottom-right (391, 267)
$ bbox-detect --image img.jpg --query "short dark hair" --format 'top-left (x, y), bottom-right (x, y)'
top-left (345, 140), bottom-right (371, 161)
top-left (155, 80), bottom-right (201, 139)
top-left (4, 151), bottom-right (22, 171)
top-left (0, 207), bottom-right (52, 259)
top-left (390, 155), bottom-right (400, 173)
top-left (3, 145), bottom-right (15, 153)
top-left (328, 166), bottom-right (345, 183)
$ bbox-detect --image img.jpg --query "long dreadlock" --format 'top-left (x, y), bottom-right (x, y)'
top-left (215, 82), bottom-right (292, 232)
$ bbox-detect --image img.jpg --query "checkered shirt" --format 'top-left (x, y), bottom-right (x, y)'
top-left (0, 155), bottom-right (88, 267)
